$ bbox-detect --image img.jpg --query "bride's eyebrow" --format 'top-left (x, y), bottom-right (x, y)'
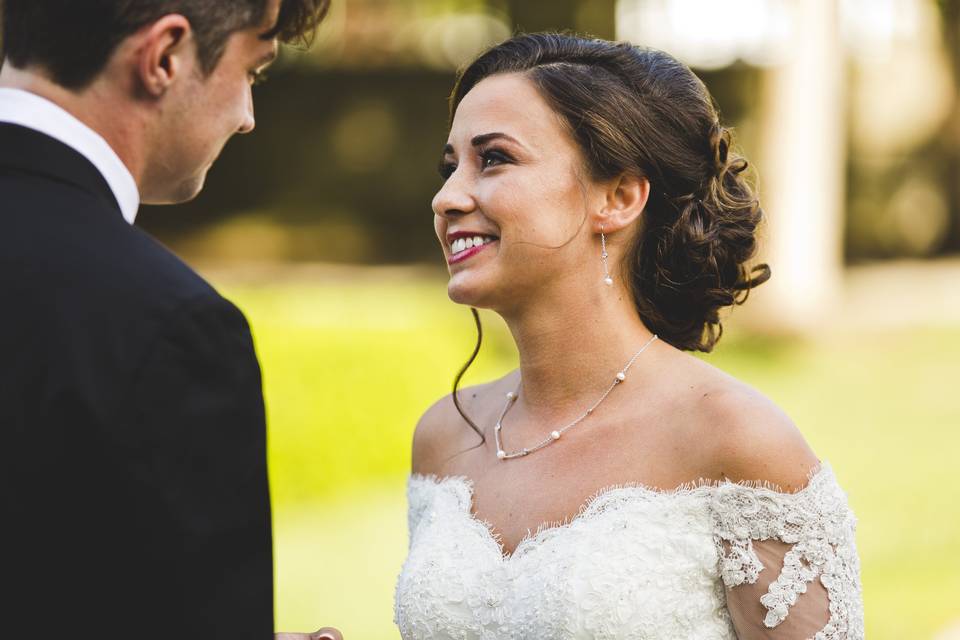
top-left (442, 132), bottom-right (526, 156)
top-left (470, 132), bottom-right (523, 148)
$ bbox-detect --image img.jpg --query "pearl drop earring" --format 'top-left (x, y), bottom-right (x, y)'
top-left (601, 226), bottom-right (613, 286)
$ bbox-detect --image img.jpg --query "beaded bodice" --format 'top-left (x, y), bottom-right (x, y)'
top-left (394, 463), bottom-right (863, 639)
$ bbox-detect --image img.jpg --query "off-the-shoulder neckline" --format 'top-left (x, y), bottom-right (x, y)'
top-left (408, 462), bottom-right (833, 560)
top-left (410, 460), bottom-right (831, 500)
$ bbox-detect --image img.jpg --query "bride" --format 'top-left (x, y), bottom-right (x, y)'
top-left (395, 33), bottom-right (863, 639)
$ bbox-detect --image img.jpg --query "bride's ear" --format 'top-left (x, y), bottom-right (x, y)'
top-left (595, 173), bottom-right (650, 234)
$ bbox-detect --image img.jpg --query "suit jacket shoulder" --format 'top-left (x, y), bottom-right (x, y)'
top-left (0, 131), bottom-right (242, 382)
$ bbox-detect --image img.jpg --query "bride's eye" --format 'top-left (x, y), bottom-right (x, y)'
top-left (438, 160), bottom-right (456, 180)
top-left (480, 148), bottom-right (512, 171)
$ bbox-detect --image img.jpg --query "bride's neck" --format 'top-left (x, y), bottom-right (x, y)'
top-left (501, 283), bottom-right (658, 419)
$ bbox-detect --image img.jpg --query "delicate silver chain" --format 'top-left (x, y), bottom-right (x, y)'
top-left (494, 334), bottom-right (659, 460)
top-left (601, 227), bottom-right (613, 286)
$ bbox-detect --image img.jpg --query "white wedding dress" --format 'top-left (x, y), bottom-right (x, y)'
top-left (394, 462), bottom-right (863, 639)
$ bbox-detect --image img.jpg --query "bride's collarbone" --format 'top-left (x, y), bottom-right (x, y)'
top-left (431, 377), bottom-right (738, 546)
top-left (446, 392), bottom-right (712, 483)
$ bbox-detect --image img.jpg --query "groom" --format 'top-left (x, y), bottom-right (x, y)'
top-left (0, 1), bottom-right (337, 638)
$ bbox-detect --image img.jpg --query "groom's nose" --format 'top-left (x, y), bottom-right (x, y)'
top-left (238, 90), bottom-right (256, 134)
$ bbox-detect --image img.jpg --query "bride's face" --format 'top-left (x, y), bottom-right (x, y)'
top-left (433, 72), bottom-right (601, 311)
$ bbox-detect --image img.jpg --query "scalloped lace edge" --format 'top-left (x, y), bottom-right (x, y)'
top-left (409, 462), bottom-right (830, 561)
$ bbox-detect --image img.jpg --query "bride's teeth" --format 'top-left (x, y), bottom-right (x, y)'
top-left (449, 235), bottom-right (497, 255)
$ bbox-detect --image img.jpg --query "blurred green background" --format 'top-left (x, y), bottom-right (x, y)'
top-left (217, 272), bottom-right (960, 639)
top-left (145, 0), bottom-right (960, 637)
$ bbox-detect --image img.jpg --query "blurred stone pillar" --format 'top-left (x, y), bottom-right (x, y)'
top-left (751, 0), bottom-right (846, 332)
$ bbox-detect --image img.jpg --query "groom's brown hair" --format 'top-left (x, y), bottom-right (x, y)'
top-left (0, 0), bottom-right (329, 89)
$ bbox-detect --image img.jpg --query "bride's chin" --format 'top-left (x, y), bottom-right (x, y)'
top-left (447, 282), bottom-right (480, 306)
top-left (446, 272), bottom-right (495, 307)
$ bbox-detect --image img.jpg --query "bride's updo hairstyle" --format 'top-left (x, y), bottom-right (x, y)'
top-left (449, 33), bottom-right (770, 437)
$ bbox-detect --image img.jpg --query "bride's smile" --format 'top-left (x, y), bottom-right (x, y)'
top-left (433, 73), bottom-right (607, 311)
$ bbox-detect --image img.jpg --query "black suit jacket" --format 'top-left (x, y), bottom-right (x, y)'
top-left (0, 123), bottom-right (273, 638)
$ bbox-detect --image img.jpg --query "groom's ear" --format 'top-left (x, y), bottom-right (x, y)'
top-left (135, 14), bottom-right (194, 98)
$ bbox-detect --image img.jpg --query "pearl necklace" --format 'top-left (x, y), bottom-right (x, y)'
top-left (494, 334), bottom-right (659, 460)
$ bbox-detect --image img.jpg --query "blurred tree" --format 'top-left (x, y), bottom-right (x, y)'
top-left (132, 0), bottom-right (958, 267)
top-left (938, 0), bottom-right (960, 250)
top-left (501, 0), bottom-right (616, 38)
top-left (504, 0), bottom-right (578, 31)
top-left (139, 69), bottom-right (455, 263)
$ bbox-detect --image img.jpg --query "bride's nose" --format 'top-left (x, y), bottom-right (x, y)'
top-left (432, 168), bottom-right (476, 219)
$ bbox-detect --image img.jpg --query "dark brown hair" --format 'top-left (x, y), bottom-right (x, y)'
top-left (0, 0), bottom-right (330, 89)
top-left (448, 33), bottom-right (770, 440)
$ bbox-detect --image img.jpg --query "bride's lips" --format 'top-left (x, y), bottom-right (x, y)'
top-left (446, 230), bottom-right (499, 265)
top-left (448, 242), bottom-right (495, 265)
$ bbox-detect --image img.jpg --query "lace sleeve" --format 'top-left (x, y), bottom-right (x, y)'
top-left (709, 464), bottom-right (864, 639)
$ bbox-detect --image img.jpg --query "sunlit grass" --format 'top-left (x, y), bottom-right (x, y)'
top-left (217, 271), bottom-right (960, 640)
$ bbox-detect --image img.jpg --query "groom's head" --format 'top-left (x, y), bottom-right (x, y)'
top-left (0, 0), bottom-right (329, 203)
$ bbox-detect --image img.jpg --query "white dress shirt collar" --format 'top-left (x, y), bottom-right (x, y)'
top-left (0, 87), bottom-right (140, 224)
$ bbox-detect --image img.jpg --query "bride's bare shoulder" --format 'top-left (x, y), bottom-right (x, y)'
top-left (675, 354), bottom-right (821, 493)
top-left (411, 370), bottom-right (520, 476)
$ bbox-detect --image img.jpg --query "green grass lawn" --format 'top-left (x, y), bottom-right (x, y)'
top-left (218, 271), bottom-right (960, 640)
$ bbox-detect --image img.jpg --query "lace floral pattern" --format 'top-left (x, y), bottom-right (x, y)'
top-left (395, 463), bottom-right (863, 640)
top-left (711, 465), bottom-right (864, 638)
